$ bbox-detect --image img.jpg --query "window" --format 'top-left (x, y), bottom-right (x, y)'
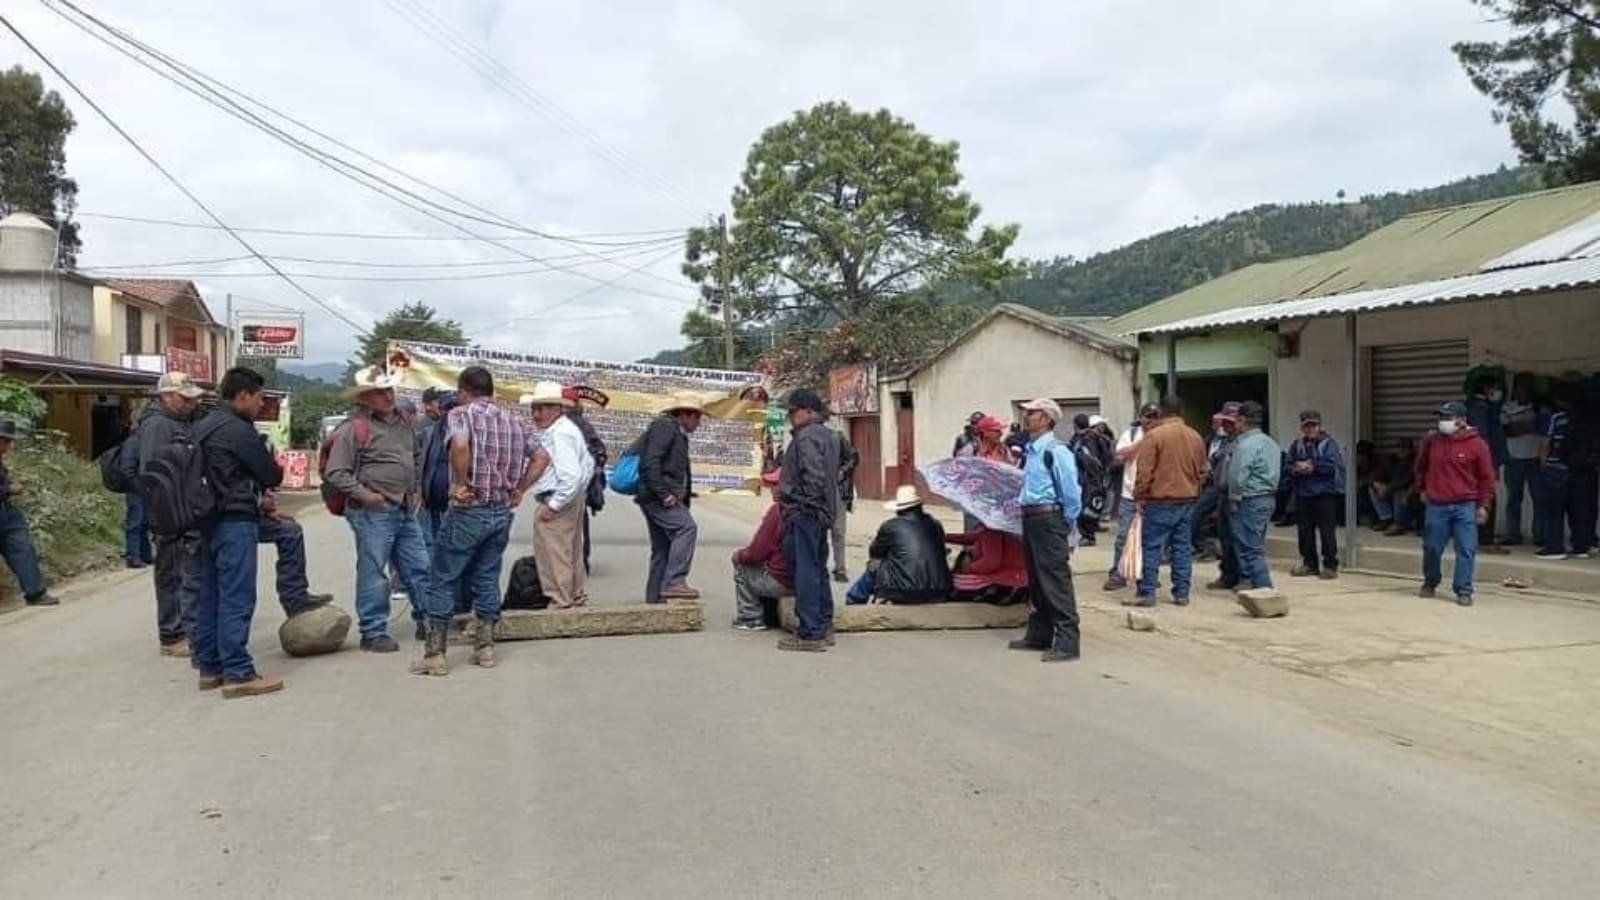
top-left (124, 304), bottom-right (142, 355)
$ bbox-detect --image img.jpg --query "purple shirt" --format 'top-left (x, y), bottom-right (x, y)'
top-left (446, 398), bottom-right (535, 505)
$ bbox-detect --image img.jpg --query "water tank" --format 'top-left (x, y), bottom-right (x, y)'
top-left (0, 211), bottom-right (58, 270)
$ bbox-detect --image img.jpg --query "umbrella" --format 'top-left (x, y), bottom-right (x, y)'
top-left (918, 456), bottom-right (1024, 535)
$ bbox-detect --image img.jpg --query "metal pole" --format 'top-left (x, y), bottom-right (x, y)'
top-left (1165, 334), bottom-right (1178, 397)
top-left (1345, 313), bottom-right (1360, 569)
top-left (224, 292), bottom-right (234, 371)
top-left (717, 214), bottom-right (734, 370)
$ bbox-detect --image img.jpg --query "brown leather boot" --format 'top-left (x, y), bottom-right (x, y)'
top-left (221, 675), bottom-right (284, 699)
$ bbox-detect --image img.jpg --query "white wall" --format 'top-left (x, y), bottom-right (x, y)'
top-left (0, 273), bottom-right (90, 358)
top-left (1277, 287), bottom-right (1600, 443)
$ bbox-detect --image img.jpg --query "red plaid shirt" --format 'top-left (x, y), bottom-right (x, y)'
top-left (446, 398), bottom-right (535, 505)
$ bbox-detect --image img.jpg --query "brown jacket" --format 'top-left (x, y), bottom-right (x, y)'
top-left (1133, 416), bottom-right (1209, 501)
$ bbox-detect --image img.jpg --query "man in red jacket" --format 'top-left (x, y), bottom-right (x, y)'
top-left (1415, 401), bottom-right (1497, 606)
top-left (730, 470), bottom-right (792, 630)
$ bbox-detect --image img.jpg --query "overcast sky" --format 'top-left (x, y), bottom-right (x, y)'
top-left (5, 0), bottom-right (1515, 365)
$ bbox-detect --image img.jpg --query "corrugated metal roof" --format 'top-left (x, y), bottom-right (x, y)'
top-left (1478, 209), bottom-right (1600, 270)
top-left (1110, 180), bottom-right (1600, 335)
top-left (1139, 255), bottom-right (1600, 335)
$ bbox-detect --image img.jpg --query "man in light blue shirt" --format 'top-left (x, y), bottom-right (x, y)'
top-left (1008, 398), bottom-right (1082, 663)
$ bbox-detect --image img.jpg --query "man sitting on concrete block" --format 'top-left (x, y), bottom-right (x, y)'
top-left (730, 469), bottom-right (790, 631)
top-left (844, 486), bottom-right (953, 605)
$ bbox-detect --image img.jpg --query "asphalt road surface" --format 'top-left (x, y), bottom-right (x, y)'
top-left (1, 499), bottom-right (1596, 898)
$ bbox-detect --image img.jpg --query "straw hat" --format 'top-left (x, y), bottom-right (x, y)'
top-left (883, 484), bottom-right (923, 512)
top-left (345, 365), bottom-right (400, 397)
top-left (518, 381), bottom-right (573, 408)
top-left (664, 394), bottom-right (705, 415)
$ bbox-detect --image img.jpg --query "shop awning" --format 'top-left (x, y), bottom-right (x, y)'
top-left (0, 350), bottom-right (162, 391)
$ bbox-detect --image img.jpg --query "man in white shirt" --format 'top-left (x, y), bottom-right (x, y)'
top-left (1104, 402), bottom-right (1159, 591)
top-left (516, 383), bottom-right (597, 608)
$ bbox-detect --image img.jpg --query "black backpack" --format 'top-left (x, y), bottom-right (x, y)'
top-left (96, 437), bottom-right (139, 494)
top-left (502, 556), bottom-right (549, 610)
top-left (139, 420), bottom-right (219, 535)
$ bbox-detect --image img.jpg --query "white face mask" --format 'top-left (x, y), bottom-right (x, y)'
top-left (1438, 419), bottom-right (1460, 435)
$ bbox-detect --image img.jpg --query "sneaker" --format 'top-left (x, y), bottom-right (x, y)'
top-left (159, 639), bottom-right (191, 659)
top-left (221, 675), bottom-right (284, 699)
top-left (361, 635), bottom-right (400, 653)
top-left (1121, 595), bottom-right (1157, 608)
top-left (1455, 594), bottom-right (1474, 607)
top-left (1318, 569), bottom-right (1339, 581)
top-left (1290, 566), bottom-right (1318, 578)
top-left (197, 674), bottom-right (223, 691)
top-left (23, 593), bottom-right (59, 607)
top-left (1418, 584), bottom-right (1438, 599)
top-left (1534, 552), bottom-right (1569, 561)
top-left (777, 636), bottom-right (827, 652)
top-left (1102, 575), bottom-right (1127, 591)
top-left (732, 621), bottom-right (769, 632)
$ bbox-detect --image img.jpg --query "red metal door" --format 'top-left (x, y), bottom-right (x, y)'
top-left (895, 403), bottom-right (915, 488)
top-left (849, 416), bottom-right (883, 501)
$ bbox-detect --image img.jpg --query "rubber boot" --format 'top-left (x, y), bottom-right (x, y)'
top-left (472, 617), bottom-right (497, 668)
top-left (410, 623), bottom-right (449, 676)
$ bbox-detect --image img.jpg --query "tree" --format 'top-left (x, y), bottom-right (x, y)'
top-left (1454, 1), bottom-right (1600, 183)
top-left (0, 66), bottom-right (81, 266)
top-left (346, 301), bottom-right (466, 380)
top-left (682, 101), bottom-right (1019, 384)
top-left (287, 383), bottom-right (346, 449)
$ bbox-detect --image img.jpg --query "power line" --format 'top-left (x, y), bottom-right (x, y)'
top-left (79, 238), bottom-right (684, 273)
top-left (0, 10), bottom-right (370, 337)
top-left (43, 0), bottom-right (695, 301)
top-left (76, 261), bottom-right (701, 286)
top-left (78, 210), bottom-right (685, 244)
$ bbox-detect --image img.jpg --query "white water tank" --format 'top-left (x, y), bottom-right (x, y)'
top-left (0, 211), bottom-right (58, 270)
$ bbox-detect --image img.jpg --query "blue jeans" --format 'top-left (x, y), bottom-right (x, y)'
top-left (1138, 500), bottom-right (1196, 601)
top-left (0, 504), bottom-right (47, 599)
top-left (785, 515), bottom-right (833, 639)
top-left (419, 507), bottom-right (469, 615)
top-left (1231, 495), bottom-right (1275, 589)
top-left (1503, 457), bottom-right (1539, 543)
top-left (425, 505), bottom-right (513, 626)
top-left (123, 493), bottom-right (152, 564)
top-left (1369, 486), bottom-right (1394, 523)
top-left (194, 519), bottom-right (260, 681)
top-left (347, 505), bottom-right (431, 640)
top-left (1423, 501), bottom-right (1478, 599)
top-left (846, 566), bottom-right (876, 604)
top-left (1107, 499), bottom-right (1137, 578)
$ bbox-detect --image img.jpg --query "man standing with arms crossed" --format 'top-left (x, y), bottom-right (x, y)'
top-left (1008, 398), bottom-right (1082, 662)
top-left (776, 389), bottom-right (840, 652)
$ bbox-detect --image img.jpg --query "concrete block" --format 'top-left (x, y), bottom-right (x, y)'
top-left (1125, 610), bottom-right (1157, 632)
top-left (278, 604), bottom-right (352, 657)
top-left (1236, 588), bottom-right (1289, 619)
top-left (450, 602), bottom-right (704, 643)
top-left (778, 596), bottom-right (1029, 632)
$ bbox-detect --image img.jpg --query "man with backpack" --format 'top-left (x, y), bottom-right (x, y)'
top-left (322, 366), bottom-right (431, 654)
top-left (136, 372), bottom-right (206, 657)
top-left (189, 367), bottom-right (284, 698)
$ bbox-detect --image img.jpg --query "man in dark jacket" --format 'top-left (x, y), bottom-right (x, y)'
top-left (1416, 400), bottom-right (1496, 606)
top-left (845, 485), bottom-right (952, 605)
top-left (137, 372), bottom-right (205, 657)
top-left (777, 388), bottom-right (840, 651)
top-left (193, 367), bottom-right (284, 698)
top-left (1287, 410), bottom-right (1345, 579)
top-left (637, 397), bottom-right (702, 603)
top-left (830, 429), bottom-right (859, 583)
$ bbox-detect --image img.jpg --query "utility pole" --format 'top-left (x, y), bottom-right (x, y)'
top-left (717, 213), bottom-right (734, 369)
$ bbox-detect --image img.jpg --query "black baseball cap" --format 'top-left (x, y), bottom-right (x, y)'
top-left (788, 389), bottom-right (827, 414)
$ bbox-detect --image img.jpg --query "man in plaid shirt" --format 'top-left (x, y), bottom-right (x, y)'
top-left (412, 365), bottom-right (536, 676)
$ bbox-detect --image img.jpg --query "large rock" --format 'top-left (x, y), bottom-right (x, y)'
top-left (1236, 588), bottom-right (1289, 619)
top-left (278, 604), bottom-right (352, 656)
top-left (778, 597), bottom-right (1029, 632)
top-left (1125, 610), bottom-right (1157, 632)
top-left (450, 602), bottom-right (704, 643)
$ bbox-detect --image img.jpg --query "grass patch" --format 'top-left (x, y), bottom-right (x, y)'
top-left (6, 431), bottom-right (122, 583)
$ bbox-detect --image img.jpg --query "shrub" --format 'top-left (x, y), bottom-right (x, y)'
top-left (6, 430), bottom-right (122, 581)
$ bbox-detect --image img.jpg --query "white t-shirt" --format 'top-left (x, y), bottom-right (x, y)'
top-left (1117, 426), bottom-right (1144, 500)
top-left (529, 416), bottom-right (596, 512)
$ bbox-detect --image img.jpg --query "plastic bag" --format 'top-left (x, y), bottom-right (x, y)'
top-left (1118, 512), bottom-right (1143, 584)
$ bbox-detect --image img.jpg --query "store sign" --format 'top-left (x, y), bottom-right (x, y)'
top-left (165, 347), bottom-right (213, 384)
top-left (828, 363), bottom-right (879, 416)
top-left (238, 316), bottom-right (305, 359)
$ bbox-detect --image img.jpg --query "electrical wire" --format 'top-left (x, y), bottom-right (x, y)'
top-left (78, 238), bottom-right (684, 273)
top-left (0, 10), bottom-right (370, 336)
top-left (467, 243), bottom-right (690, 339)
top-left (42, 0), bottom-right (696, 301)
top-left (77, 210), bottom-right (686, 244)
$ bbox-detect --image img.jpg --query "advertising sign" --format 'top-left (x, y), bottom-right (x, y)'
top-left (389, 342), bottom-right (770, 490)
top-left (238, 315), bottom-right (306, 359)
top-left (165, 347), bottom-right (213, 384)
top-left (828, 362), bottom-right (879, 416)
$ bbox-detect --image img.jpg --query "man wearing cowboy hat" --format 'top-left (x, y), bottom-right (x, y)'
top-left (135, 371), bottom-right (208, 654)
top-left (776, 388), bottom-right (840, 651)
top-left (844, 484), bottom-right (952, 605)
top-left (636, 394), bottom-right (704, 603)
top-left (0, 419), bottom-right (57, 607)
top-left (515, 382), bottom-right (595, 609)
top-left (323, 365), bottom-right (431, 654)
top-left (562, 384), bottom-right (610, 575)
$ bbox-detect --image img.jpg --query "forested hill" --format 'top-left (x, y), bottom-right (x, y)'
top-left (988, 165), bottom-right (1544, 316)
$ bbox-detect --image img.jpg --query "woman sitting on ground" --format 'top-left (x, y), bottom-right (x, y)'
top-left (948, 524), bottom-right (1028, 603)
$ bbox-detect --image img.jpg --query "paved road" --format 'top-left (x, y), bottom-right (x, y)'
top-left (2, 499), bottom-right (1596, 898)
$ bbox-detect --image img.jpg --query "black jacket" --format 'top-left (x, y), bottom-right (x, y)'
top-left (836, 431), bottom-right (858, 512)
top-left (779, 421), bottom-right (839, 525)
top-left (134, 401), bottom-right (195, 476)
top-left (197, 406), bottom-right (283, 521)
top-left (869, 509), bottom-right (952, 603)
top-left (637, 414), bottom-right (692, 507)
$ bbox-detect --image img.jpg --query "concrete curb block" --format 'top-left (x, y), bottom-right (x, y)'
top-left (449, 602), bottom-right (705, 643)
top-left (778, 596), bottom-right (1029, 632)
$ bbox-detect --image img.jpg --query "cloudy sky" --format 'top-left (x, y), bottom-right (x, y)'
top-left (5, 0), bottom-right (1516, 364)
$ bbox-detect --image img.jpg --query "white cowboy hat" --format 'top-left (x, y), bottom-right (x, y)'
top-left (345, 365), bottom-right (400, 397)
top-left (518, 380), bottom-right (573, 408)
top-left (883, 484), bottom-right (924, 512)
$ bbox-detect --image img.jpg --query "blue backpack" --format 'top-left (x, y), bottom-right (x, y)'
top-left (608, 451), bottom-right (641, 496)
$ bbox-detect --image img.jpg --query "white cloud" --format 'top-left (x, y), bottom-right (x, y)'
top-left (8, 0), bottom-right (1512, 363)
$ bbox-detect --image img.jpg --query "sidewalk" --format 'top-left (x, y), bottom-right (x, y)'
top-left (704, 493), bottom-right (1600, 809)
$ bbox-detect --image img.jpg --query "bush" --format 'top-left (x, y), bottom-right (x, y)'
top-left (6, 430), bottom-right (122, 581)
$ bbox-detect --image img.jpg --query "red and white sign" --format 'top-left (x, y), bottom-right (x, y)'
top-left (165, 346), bottom-right (213, 384)
top-left (238, 315), bottom-right (305, 359)
top-left (276, 450), bottom-right (312, 489)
